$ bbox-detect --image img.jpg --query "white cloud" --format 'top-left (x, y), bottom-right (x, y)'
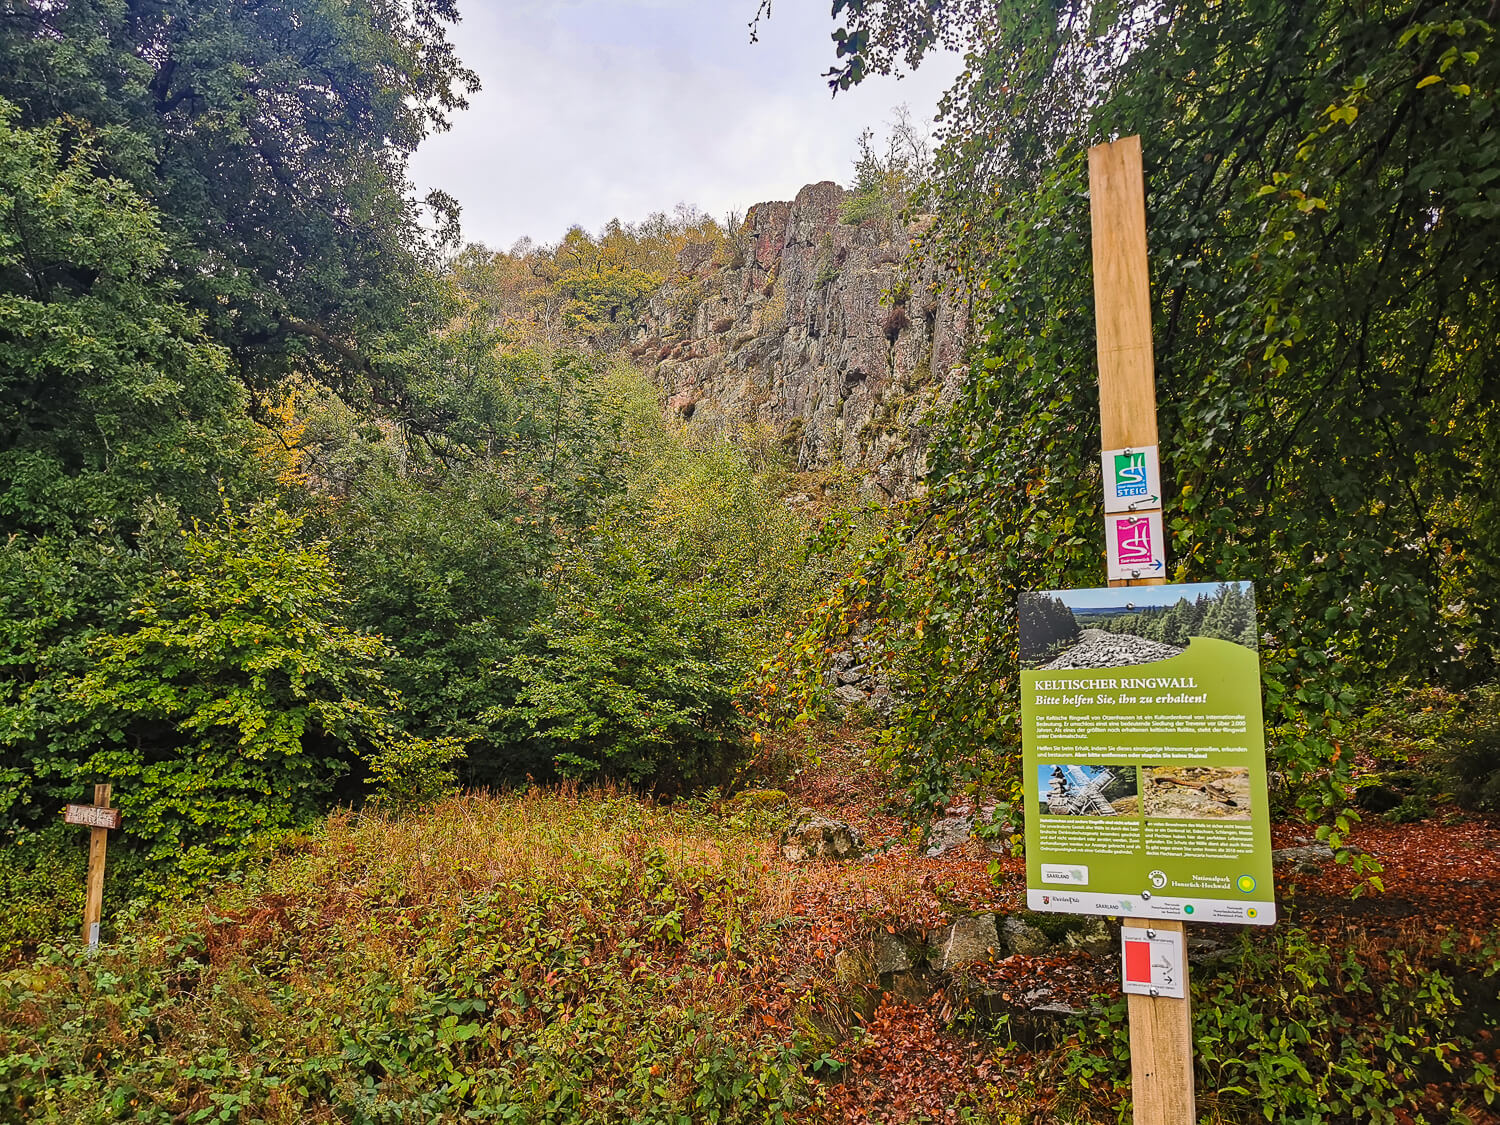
top-left (410, 1), bottom-right (960, 249)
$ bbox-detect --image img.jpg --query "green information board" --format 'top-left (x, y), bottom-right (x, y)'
top-left (1018, 581), bottom-right (1275, 926)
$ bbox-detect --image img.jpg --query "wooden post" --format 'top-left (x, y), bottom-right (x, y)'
top-left (1088, 135), bottom-right (1196, 1125)
top-left (82, 783), bottom-right (112, 949)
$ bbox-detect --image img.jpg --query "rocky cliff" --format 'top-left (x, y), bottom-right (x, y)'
top-left (627, 181), bottom-right (968, 499)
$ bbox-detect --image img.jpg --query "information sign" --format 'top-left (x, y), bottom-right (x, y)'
top-left (1019, 581), bottom-right (1274, 925)
top-left (1102, 445), bottom-right (1161, 513)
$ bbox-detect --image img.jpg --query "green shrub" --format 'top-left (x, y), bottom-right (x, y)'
top-left (21, 503), bottom-right (430, 898)
top-left (0, 825), bottom-right (85, 960)
top-left (504, 537), bottom-right (750, 789)
top-left (1443, 689), bottom-right (1500, 812)
top-left (1057, 926), bottom-right (1500, 1124)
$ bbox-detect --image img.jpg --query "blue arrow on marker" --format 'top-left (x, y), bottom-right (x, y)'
top-left (1151, 559), bottom-right (1164, 571)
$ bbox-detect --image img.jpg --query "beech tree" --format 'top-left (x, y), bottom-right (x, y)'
top-left (0, 0), bottom-right (479, 401)
top-left (768, 1), bottom-right (1500, 825)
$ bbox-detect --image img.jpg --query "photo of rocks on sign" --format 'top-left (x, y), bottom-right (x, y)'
top-left (1038, 764), bottom-right (1141, 817)
top-left (1019, 581), bottom-right (1258, 669)
top-left (1143, 766), bottom-right (1253, 821)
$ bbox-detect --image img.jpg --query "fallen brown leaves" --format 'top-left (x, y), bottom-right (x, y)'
top-left (755, 722), bottom-right (1500, 1124)
top-left (1275, 817), bottom-right (1500, 931)
top-left (799, 998), bottom-right (997, 1124)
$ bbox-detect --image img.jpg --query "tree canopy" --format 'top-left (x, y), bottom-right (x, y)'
top-left (766, 0), bottom-right (1500, 827)
top-left (0, 0), bottom-right (478, 401)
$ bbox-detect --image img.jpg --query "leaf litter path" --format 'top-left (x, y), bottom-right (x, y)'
top-left (764, 724), bottom-right (1500, 1123)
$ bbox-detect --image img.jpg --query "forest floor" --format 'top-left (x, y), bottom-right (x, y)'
top-left (762, 723), bottom-right (1500, 1123)
top-left (3, 721), bottom-right (1498, 1123)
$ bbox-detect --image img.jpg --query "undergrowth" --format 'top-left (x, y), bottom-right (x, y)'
top-left (0, 790), bottom-right (811, 1124)
top-left (1042, 925), bottom-right (1500, 1125)
top-left (4, 780), bottom-right (1498, 1124)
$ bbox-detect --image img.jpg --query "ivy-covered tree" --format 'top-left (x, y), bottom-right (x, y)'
top-left (767, 1), bottom-right (1500, 827)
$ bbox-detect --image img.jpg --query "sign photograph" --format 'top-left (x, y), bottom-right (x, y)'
top-left (1018, 581), bottom-right (1275, 925)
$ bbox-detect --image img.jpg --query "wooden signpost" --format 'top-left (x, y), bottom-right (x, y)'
top-left (63, 784), bottom-right (119, 949)
top-left (1088, 135), bottom-right (1196, 1123)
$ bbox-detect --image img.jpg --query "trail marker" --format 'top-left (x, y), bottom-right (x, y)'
top-left (1105, 511), bottom-right (1167, 580)
top-left (1102, 445), bottom-right (1162, 513)
top-left (64, 803), bottom-right (122, 830)
top-left (1089, 134), bottom-right (1195, 1125)
top-left (64, 784), bottom-right (117, 949)
top-left (1121, 927), bottom-right (1186, 999)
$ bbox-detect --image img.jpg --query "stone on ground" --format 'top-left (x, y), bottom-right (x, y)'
top-left (779, 811), bottom-right (866, 862)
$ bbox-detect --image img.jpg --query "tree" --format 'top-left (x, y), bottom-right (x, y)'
top-left (770, 0), bottom-right (1500, 824)
top-left (841, 106), bottom-right (932, 231)
top-left (503, 535), bottom-right (750, 790)
top-left (1019, 594), bottom-right (1080, 664)
top-left (0, 0), bottom-right (479, 402)
top-left (0, 100), bottom-right (250, 538)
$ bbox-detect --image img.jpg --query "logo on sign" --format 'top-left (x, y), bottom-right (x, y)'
top-left (1115, 517), bottom-right (1156, 567)
top-left (1041, 864), bottom-right (1089, 886)
top-left (1113, 452), bottom-right (1148, 498)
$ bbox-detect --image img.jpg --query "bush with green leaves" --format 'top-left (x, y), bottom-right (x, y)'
top-left (504, 536), bottom-right (751, 789)
top-left (0, 824), bottom-right (86, 960)
top-left (1055, 925), bottom-right (1500, 1123)
top-left (3, 502), bottom-right (454, 902)
top-left (1441, 685), bottom-right (1500, 812)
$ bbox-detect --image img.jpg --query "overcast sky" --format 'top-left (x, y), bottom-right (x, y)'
top-left (407, 1), bottom-right (961, 251)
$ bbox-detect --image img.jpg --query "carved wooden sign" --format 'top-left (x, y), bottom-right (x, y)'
top-left (64, 804), bottom-right (121, 830)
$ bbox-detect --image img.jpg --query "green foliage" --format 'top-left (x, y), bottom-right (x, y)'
top-left (317, 341), bottom-right (621, 783)
top-left (59, 503), bottom-right (427, 893)
top-left (306, 356), bottom-right (818, 795)
top-left (1057, 926), bottom-right (1500, 1123)
top-left (0, 0), bottom-right (478, 395)
top-left (0, 100), bottom-right (248, 538)
top-left (772, 1), bottom-right (1500, 834)
top-left (556, 260), bottom-right (664, 341)
top-left (1440, 685), bottom-right (1500, 812)
top-left (1344, 682), bottom-right (1500, 814)
top-left (505, 536), bottom-right (750, 790)
top-left (450, 205), bottom-right (731, 346)
top-left (0, 795), bottom-right (811, 1122)
top-left (613, 418), bottom-right (831, 651)
top-left (1090, 584), bottom-right (1259, 650)
top-left (0, 826), bottom-right (84, 961)
top-left (0, 501), bottom-right (445, 901)
top-left (839, 109), bottom-right (930, 231)
top-left (365, 734), bottom-right (467, 813)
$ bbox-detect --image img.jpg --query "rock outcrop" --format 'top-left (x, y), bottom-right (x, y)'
top-left (629, 181), bottom-right (968, 499)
